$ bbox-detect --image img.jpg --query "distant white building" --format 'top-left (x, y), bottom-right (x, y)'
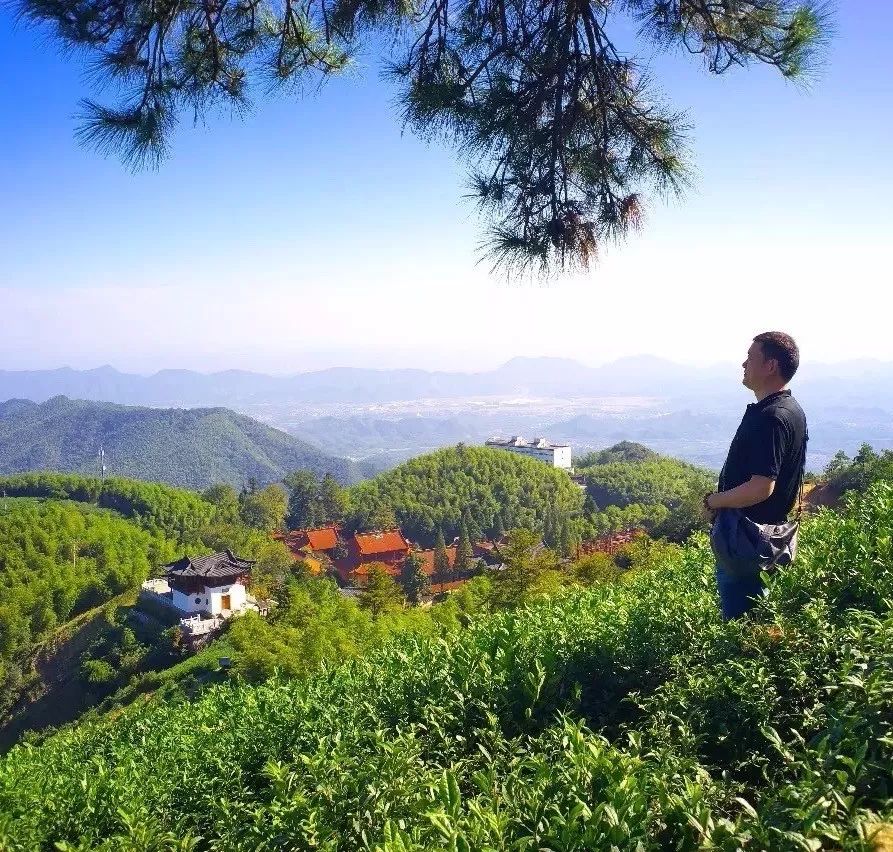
top-left (485, 436), bottom-right (572, 469)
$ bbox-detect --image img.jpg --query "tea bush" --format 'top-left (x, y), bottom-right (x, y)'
top-left (1, 483), bottom-right (892, 850)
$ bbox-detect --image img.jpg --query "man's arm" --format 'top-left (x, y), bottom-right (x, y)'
top-left (706, 413), bottom-right (787, 514)
top-left (706, 476), bottom-right (775, 510)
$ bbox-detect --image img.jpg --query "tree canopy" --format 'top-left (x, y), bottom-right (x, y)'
top-left (14, 0), bottom-right (826, 273)
top-left (576, 449), bottom-right (714, 541)
top-left (0, 498), bottom-right (181, 713)
top-left (0, 472), bottom-right (216, 545)
top-left (345, 445), bottom-right (583, 546)
top-left (823, 444), bottom-right (893, 496)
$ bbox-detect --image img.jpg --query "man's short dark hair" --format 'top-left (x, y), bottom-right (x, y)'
top-left (753, 331), bottom-right (799, 382)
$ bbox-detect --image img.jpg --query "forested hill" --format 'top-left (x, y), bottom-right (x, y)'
top-left (0, 396), bottom-right (367, 489)
top-left (345, 444), bottom-right (584, 546)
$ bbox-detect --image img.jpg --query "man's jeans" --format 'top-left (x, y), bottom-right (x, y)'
top-left (715, 564), bottom-right (765, 621)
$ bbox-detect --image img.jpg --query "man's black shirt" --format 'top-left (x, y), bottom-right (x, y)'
top-left (719, 389), bottom-right (808, 524)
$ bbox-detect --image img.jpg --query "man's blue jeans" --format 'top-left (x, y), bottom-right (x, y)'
top-left (715, 564), bottom-right (765, 620)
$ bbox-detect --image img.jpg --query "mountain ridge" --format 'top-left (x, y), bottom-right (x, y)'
top-left (4, 356), bottom-right (893, 407)
top-left (0, 396), bottom-right (368, 489)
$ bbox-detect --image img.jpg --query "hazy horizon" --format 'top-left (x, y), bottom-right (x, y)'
top-left (4, 350), bottom-right (893, 378)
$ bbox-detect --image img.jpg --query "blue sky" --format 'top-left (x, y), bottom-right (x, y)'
top-left (1, 1), bottom-right (891, 374)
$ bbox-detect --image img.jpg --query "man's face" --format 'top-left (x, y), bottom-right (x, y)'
top-left (742, 341), bottom-right (775, 390)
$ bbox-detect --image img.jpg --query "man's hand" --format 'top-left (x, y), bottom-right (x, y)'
top-left (701, 492), bottom-right (717, 524)
top-left (710, 476), bottom-right (775, 512)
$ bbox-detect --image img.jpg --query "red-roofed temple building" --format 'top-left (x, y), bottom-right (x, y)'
top-left (276, 524), bottom-right (500, 594)
top-left (278, 526), bottom-right (340, 557)
top-left (275, 526), bottom-right (342, 574)
top-left (334, 529), bottom-right (411, 586)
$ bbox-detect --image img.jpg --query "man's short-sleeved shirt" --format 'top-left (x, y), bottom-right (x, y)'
top-left (719, 390), bottom-right (808, 524)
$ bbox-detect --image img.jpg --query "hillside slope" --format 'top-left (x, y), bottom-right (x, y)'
top-left (1, 483), bottom-right (891, 849)
top-left (0, 396), bottom-right (366, 489)
top-left (346, 444), bottom-right (584, 544)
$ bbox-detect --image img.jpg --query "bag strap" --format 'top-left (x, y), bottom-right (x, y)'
top-left (794, 430), bottom-right (809, 522)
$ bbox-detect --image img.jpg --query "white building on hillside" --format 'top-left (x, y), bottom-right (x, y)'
top-left (485, 436), bottom-right (572, 469)
top-left (148, 550), bottom-right (255, 617)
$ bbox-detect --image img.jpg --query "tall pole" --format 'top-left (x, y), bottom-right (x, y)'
top-left (99, 445), bottom-right (106, 480)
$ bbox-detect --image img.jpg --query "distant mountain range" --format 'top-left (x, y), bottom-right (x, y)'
top-left (3, 358), bottom-right (892, 478)
top-left (4, 356), bottom-right (892, 407)
top-left (0, 397), bottom-right (371, 490)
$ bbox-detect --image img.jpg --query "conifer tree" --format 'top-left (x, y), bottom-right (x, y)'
top-left (432, 529), bottom-right (451, 586)
top-left (583, 494), bottom-right (599, 518)
top-left (399, 552), bottom-right (431, 605)
top-left (559, 522), bottom-right (579, 560)
top-left (453, 526), bottom-right (474, 579)
top-left (542, 511), bottom-right (558, 549)
top-left (492, 513), bottom-right (506, 542)
top-left (462, 508), bottom-right (483, 544)
top-left (17, 0), bottom-right (828, 273)
top-left (283, 470), bottom-right (320, 530)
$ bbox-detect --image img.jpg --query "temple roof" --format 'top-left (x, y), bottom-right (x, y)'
top-left (354, 530), bottom-right (410, 556)
top-left (164, 550), bottom-right (255, 580)
top-left (304, 527), bottom-right (339, 551)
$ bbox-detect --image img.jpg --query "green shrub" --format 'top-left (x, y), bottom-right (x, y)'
top-left (1, 483), bottom-right (892, 850)
top-left (80, 659), bottom-right (116, 686)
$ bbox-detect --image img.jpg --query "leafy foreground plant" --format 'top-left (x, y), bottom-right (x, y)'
top-left (1, 483), bottom-right (892, 850)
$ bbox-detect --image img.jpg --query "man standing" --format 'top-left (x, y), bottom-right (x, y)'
top-left (704, 332), bottom-right (808, 620)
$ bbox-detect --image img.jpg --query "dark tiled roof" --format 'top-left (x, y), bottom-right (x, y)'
top-left (164, 549), bottom-right (255, 579)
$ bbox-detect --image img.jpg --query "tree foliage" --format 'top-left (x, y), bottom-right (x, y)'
top-left (399, 552), bottom-right (431, 604)
top-left (346, 445), bottom-right (583, 546)
top-left (432, 529), bottom-right (451, 584)
top-left (452, 525), bottom-right (474, 578)
top-left (0, 498), bottom-right (180, 712)
top-left (578, 450), bottom-right (713, 541)
top-left (13, 0), bottom-right (827, 272)
top-left (0, 472), bottom-right (216, 545)
top-left (359, 563), bottom-right (405, 617)
top-left (4, 483), bottom-right (893, 850)
top-left (227, 580), bottom-right (375, 681)
top-left (490, 527), bottom-right (560, 607)
top-left (238, 483), bottom-right (288, 532)
top-left (283, 470), bottom-right (347, 529)
top-left (227, 574), bottom-right (479, 682)
top-left (201, 483), bottom-right (240, 523)
top-left (575, 440), bottom-right (658, 468)
top-left (823, 443), bottom-right (893, 496)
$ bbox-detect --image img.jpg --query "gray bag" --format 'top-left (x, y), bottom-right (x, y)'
top-left (710, 508), bottom-right (799, 579)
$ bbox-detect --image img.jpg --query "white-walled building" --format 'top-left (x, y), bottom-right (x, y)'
top-left (162, 550), bottom-right (255, 617)
top-left (485, 436), bottom-right (573, 469)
